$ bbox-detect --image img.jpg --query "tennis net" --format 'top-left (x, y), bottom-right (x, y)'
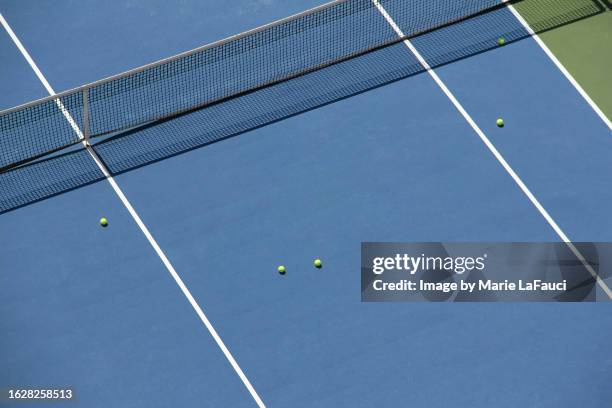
top-left (1, 0), bottom-right (508, 172)
top-left (0, 0), bottom-right (604, 213)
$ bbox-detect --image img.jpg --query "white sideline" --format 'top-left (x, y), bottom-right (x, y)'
top-left (0, 13), bottom-right (267, 407)
top-left (503, 0), bottom-right (612, 130)
top-left (370, 1), bottom-right (612, 299)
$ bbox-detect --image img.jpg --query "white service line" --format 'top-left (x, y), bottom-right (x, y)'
top-left (503, 0), bottom-right (612, 131)
top-left (0, 13), bottom-right (267, 407)
top-left (370, 0), bottom-right (612, 299)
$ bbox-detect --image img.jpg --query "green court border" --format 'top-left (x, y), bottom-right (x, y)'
top-left (518, 0), bottom-right (612, 124)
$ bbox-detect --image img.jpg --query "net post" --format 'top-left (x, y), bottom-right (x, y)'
top-left (82, 88), bottom-right (90, 142)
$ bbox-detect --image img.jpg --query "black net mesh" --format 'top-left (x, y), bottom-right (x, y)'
top-left (0, 0), bottom-right (603, 213)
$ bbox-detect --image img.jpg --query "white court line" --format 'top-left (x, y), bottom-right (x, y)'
top-left (0, 13), bottom-right (267, 407)
top-left (370, 0), bottom-right (612, 299)
top-left (503, 0), bottom-right (612, 131)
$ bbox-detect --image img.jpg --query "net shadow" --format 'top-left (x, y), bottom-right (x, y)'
top-left (0, 148), bottom-right (105, 213)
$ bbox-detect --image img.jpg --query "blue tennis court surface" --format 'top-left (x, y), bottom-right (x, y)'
top-left (1, 1), bottom-right (611, 407)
